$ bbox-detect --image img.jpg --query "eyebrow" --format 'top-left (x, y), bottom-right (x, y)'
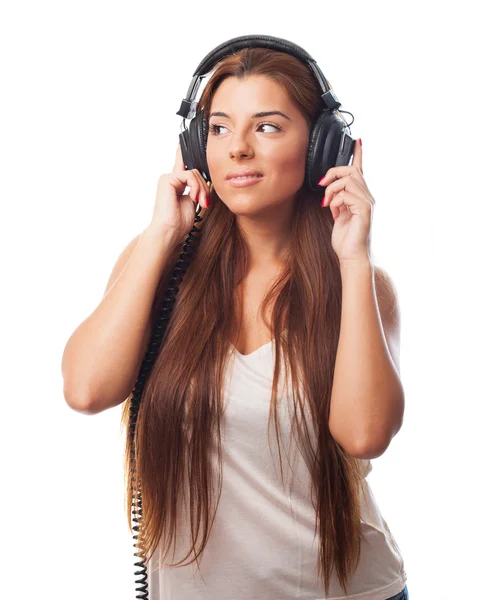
top-left (208, 110), bottom-right (291, 121)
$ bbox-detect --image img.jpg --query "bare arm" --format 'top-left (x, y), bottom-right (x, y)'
top-left (61, 224), bottom-right (180, 414)
top-left (328, 260), bottom-right (405, 459)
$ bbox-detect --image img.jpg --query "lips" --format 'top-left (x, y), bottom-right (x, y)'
top-left (226, 175), bottom-right (264, 188)
top-left (225, 170), bottom-right (263, 180)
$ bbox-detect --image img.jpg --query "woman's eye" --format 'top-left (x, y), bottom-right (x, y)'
top-left (208, 122), bottom-right (281, 136)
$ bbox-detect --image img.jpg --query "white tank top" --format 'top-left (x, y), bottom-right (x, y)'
top-left (147, 339), bottom-right (407, 599)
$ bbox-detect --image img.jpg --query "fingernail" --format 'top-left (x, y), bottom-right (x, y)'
top-left (318, 176), bottom-right (327, 186)
top-left (359, 138), bottom-right (362, 147)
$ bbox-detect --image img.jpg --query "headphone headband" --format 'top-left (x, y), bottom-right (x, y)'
top-left (176, 34), bottom-right (341, 120)
top-left (175, 33), bottom-right (356, 191)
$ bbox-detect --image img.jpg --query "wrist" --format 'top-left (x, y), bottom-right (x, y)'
top-left (144, 222), bottom-right (181, 249)
top-left (339, 256), bottom-right (374, 272)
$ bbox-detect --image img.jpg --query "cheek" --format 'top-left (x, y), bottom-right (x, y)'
top-left (274, 147), bottom-right (308, 179)
top-left (206, 146), bottom-right (223, 178)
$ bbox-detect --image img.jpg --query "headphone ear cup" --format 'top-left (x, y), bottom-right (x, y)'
top-left (199, 113), bottom-right (211, 183)
top-left (187, 110), bottom-right (211, 184)
top-left (305, 111), bottom-right (350, 191)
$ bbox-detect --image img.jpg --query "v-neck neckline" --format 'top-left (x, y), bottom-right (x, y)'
top-left (229, 328), bottom-right (287, 358)
top-left (229, 338), bottom-right (274, 358)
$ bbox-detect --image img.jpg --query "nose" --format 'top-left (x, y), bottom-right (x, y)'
top-left (230, 143), bottom-right (254, 159)
top-left (228, 132), bottom-right (255, 159)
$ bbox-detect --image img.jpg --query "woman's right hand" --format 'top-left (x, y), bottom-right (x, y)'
top-left (150, 142), bottom-right (211, 239)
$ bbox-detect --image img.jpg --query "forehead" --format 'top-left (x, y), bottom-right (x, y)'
top-left (209, 75), bottom-right (293, 113)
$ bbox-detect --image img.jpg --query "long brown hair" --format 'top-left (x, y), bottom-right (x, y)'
top-left (121, 47), bottom-right (370, 596)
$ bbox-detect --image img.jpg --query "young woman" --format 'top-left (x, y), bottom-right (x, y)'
top-left (62, 46), bottom-right (408, 600)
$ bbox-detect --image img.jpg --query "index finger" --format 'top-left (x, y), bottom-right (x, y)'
top-left (350, 138), bottom-right (363, 174)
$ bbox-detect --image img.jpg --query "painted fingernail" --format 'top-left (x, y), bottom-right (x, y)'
top-left (359, 138), bottom-right (362, 146)
top-left (318, 176), bottom-right (327, 186)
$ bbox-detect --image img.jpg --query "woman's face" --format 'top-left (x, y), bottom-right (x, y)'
top-left (205, 75), bottom-right (310, 216)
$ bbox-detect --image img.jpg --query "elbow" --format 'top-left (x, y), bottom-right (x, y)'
top-left (329, 390), bottom-right (405, 460)
top-left (64, 397), bottom-right (96, 416)
top-left (63, 385), bottom-right (97, 416)
top-left (354, 411), bottom-right (405, 460)
top-left (350, 436), bottom-right (390, 460)
top-left (330, 427), bottom-right (387, 460)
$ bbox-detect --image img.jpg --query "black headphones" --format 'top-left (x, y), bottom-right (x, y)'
top-left (176, 33), bottom-right (356, 194)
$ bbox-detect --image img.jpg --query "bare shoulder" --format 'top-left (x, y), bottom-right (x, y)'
top-left (103, 232), bottom-right (143, 298)
top-left (373, 264), bottom-right (401, 374)
top-left (373, 265), bottom-right (400, 321)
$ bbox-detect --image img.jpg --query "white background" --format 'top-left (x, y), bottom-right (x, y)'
top-left (1, 1), bottom-right (483, 599)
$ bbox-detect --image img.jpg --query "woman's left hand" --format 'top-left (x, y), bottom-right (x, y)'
top-left (318, 139), bottom-right (375, 264)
